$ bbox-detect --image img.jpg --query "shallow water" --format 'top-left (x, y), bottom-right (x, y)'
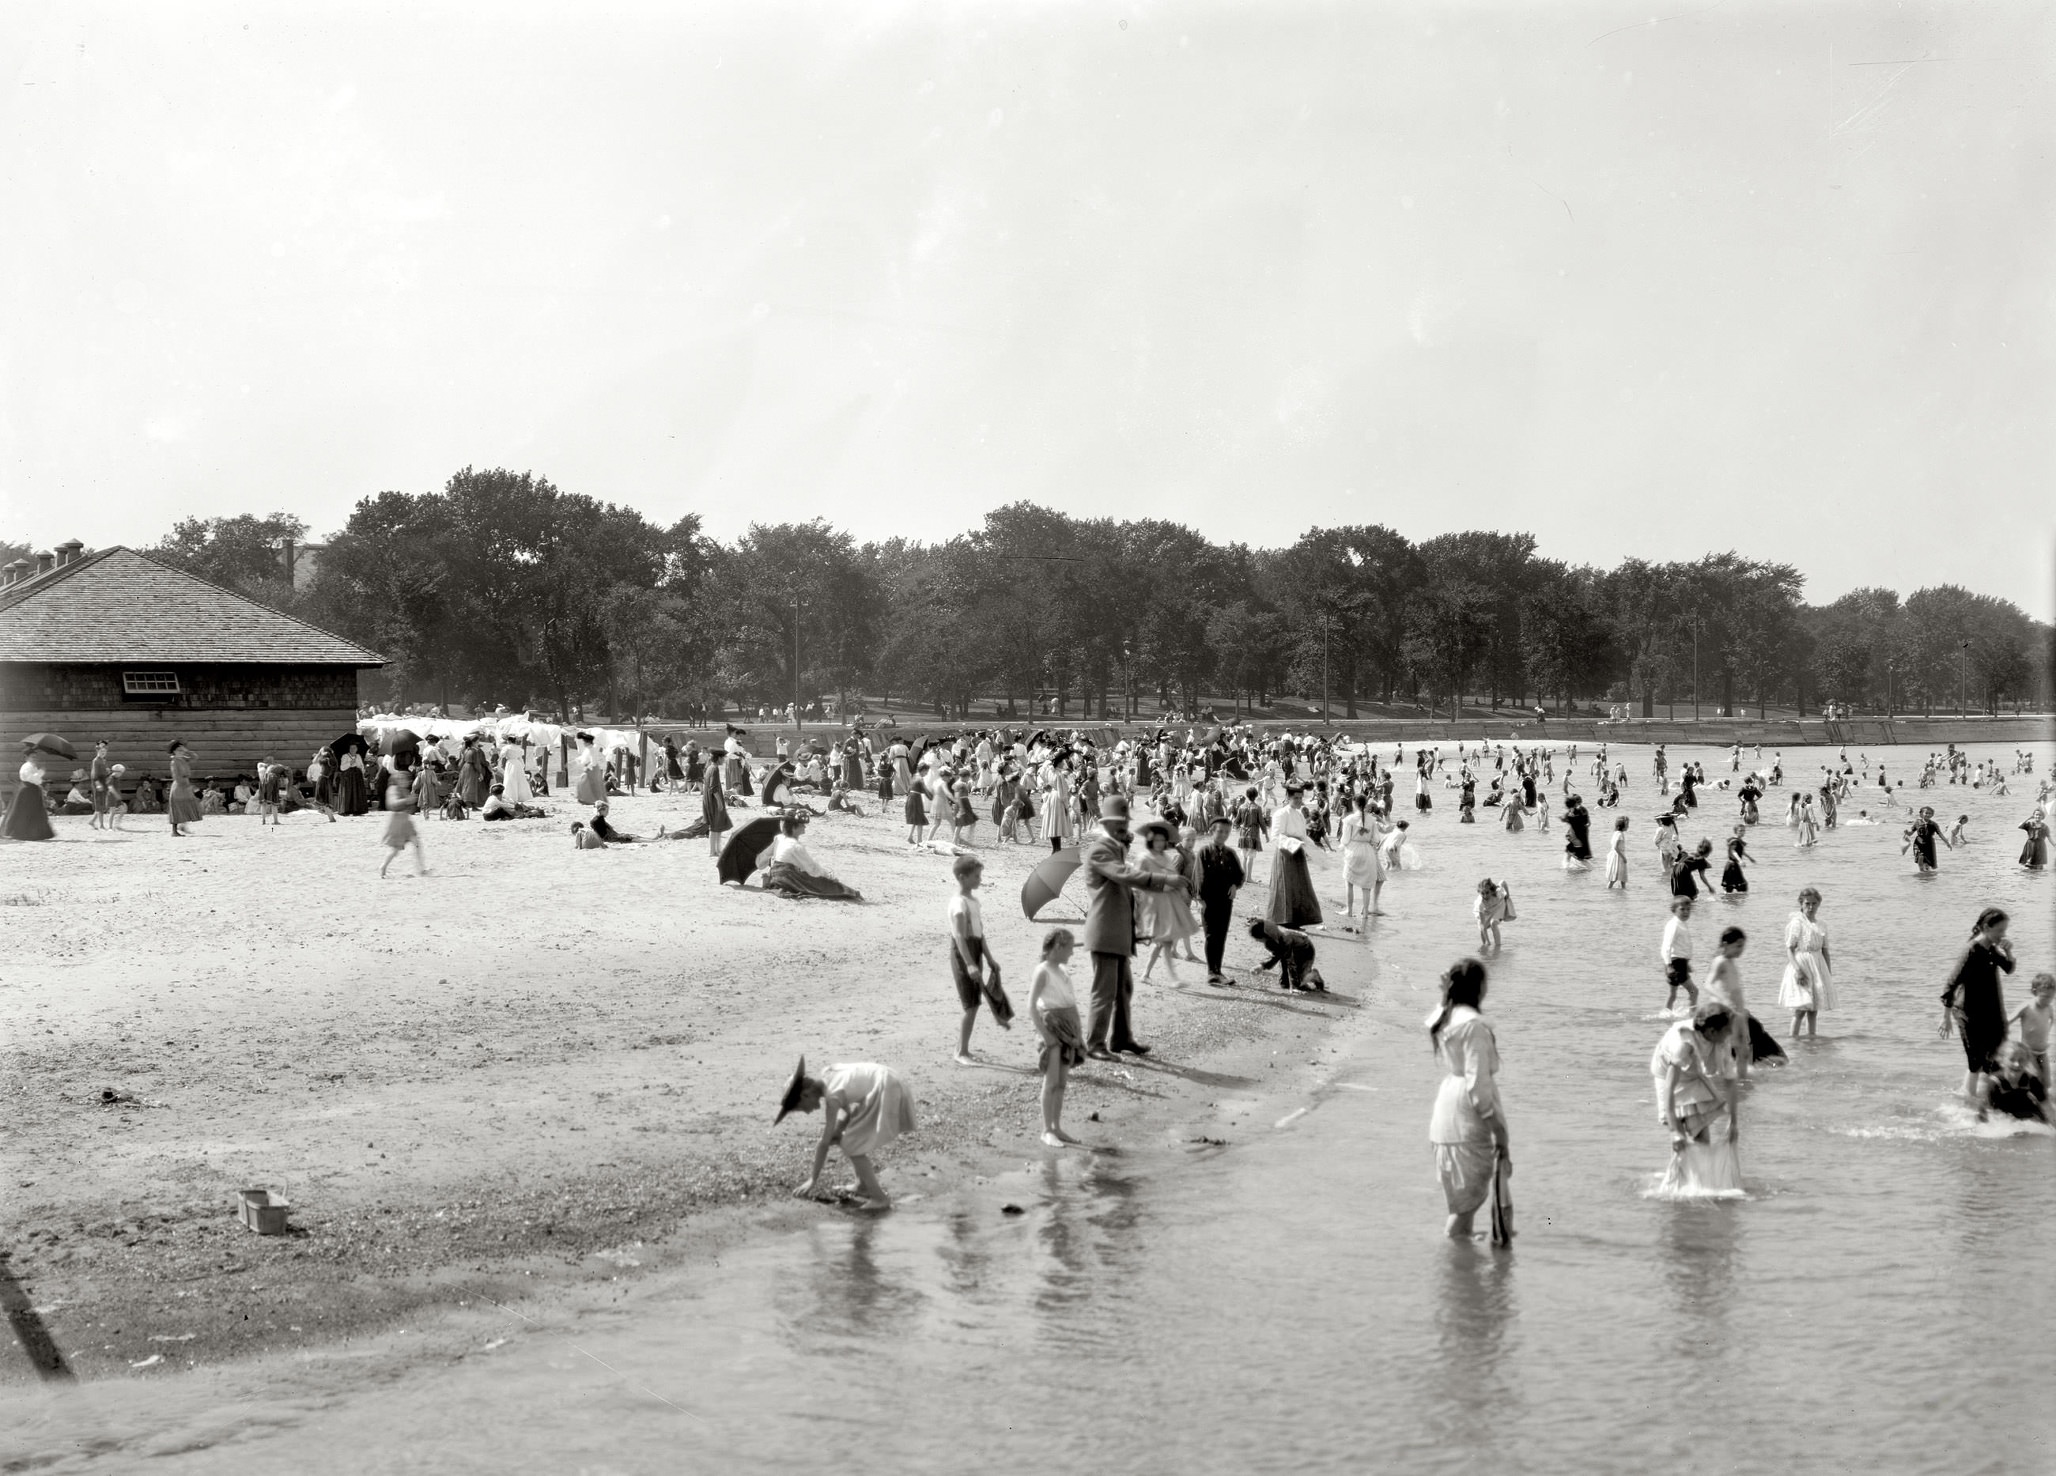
top-left (14, 743), bottom-right (2055, 1474)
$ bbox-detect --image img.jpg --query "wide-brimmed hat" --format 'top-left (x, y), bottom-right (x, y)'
top-left (1099, 794), bottom-right (1130, 821)
top-left (773, 1055), bottom-right (808, 1123)
top-left (1135, 817), bottom-right (1175, 843)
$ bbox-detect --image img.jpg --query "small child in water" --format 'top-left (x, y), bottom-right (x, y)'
top-left (1978, 1042), bottom-right (2050, 1124)
top-left (1703, 926), bottom-right (1754, 1079)
top-left (1660, 898), bottom-right (1697, 1012)
top-left (2009, 972), bottom-right (2054, 1085)
top-left (1473, 877), bottom-right (1514, 952)
top-left (1946, 814), bottom-right (1970, 847)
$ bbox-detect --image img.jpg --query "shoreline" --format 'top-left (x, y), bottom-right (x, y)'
top-left (1, 794), bottom-right (1361, 1387)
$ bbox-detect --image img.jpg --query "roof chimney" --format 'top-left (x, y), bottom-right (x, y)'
top-left (281, 535), bottom-right (296, 584)
top-left (34, 550), bottom-right (55, 576)
top-left (0, 560), bottom-right (21, 587)
top-left (55, 539), bottom-right (84, 566)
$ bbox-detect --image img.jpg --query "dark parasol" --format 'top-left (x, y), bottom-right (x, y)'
top-left (716, 816), bottom-right (786, 885)
top-left (17, 732), bottom-right (76, 760)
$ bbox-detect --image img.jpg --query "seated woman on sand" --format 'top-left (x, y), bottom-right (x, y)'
top-left (758, 813), bottom-right (863, 901)
top-left (58, 772), bottom-right (96, 815)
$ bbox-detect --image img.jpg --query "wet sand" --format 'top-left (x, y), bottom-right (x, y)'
top-left (0, 789), bottom-right (1355, 1382)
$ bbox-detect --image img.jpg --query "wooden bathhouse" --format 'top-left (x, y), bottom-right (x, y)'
top-left (0, 543), bottom-right (384, 792)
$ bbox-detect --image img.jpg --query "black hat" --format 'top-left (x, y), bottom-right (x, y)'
top-left (773, 1055), bottom-right (808, 1123)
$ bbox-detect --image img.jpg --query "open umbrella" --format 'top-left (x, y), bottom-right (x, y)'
top-left (331, 731), bottom-right (370, 757)
top-left (17, 732), bottom-right (76, 760)
top-left (1020, 845), bottom-right (1082, 920)
top-left (717, 816), bottom-right (786, 886)
top-left (384, 728), bottom-right (422, 763)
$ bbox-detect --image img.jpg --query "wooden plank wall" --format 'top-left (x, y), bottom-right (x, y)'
top-left (3, 707), bottom-right (361, 792)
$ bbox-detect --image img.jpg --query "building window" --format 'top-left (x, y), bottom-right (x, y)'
top-left (122, 670), bottom-right (181, 696)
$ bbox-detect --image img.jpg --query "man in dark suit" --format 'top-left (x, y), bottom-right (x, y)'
top-left (1192, 814), bottom-right (1245, 985)
top-left (1081, 795), bottom-right (1191, 1058)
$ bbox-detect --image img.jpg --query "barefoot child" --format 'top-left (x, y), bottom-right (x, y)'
top-left (1030, 928), bottom-right (1088, 1146)
top-left (1660, 897), bottom-right (1697, 1013)
top-left (257, 759), bottom-right (282, 827)
top-left (378, 766), bottom-right (426, 877)
top-left (779, 1056), bottom-right (917, 1210)
top-left (1702, 929), bottom-right (1784, 1077)
top-left (2010, 972), bottom-right (2054, 1084)
top-left (1473, 877), bottom-right (1514, 952)
top-left (947, 854), bottom-right (1010, 1063)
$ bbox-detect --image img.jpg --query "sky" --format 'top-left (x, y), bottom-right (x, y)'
top-left (2, 1), bottom-right (2051, 615)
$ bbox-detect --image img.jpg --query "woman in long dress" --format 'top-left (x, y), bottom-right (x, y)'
top-left (1427, 958), bottom-right (1512, 1242)
top-left (502, 740), bottom-right (534, 804)
top-left (1137, 820), bottom-right (1202, 981)
top-left (1043, 763), bottom-right (1073, 853)
top-left (166, 741), bottom-right (203, 835)
top-left (574, 733), bottom-right (607, 806)
top-left (1652, 1004), bottom-right (1743, 1197)
top-left (335, 745), bottom-right (368, 816)
top-left (1266, 786), bottom-right (1323, 928)
top-left (3, 745), bottom-right (56, 841)
top-left (1775, 886), bottom-right (1835, 1039)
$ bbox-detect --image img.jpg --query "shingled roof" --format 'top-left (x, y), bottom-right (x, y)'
top-left (0, 547), bottom-right (385, 666)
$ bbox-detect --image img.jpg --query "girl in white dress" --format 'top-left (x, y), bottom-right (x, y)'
top-left (1652, 1005), bottom-right (1742, 1197)
top-left (1605, 816), bottom-right (1631, 889)
top-left (502, 740), bottom-right (534, 804)
top-left (1339, 796), bottom-right (1382, 926)
top-left (1427, 959), bottom-right (1512, 1243)
top-left (1775, 887), bottom-right (1835, 1038)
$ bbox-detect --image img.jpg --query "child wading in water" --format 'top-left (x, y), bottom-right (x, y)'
top-left (1660, 897), bottom-right (1697, 1013)
top-left (947, 854), bottom-right (1011, 1064)
top-left (2009, 972), bottom-right (2054, 1084)
top-left (778, 1056), bottom-right (917, 1211)
top-left (1473, 877), bottom-right (1514, 953)
top-left (1030, 928), bottom-right (1089, 1146)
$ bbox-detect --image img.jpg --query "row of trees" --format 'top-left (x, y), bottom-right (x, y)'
top-left (123, 471), bottom-right (2052, 722)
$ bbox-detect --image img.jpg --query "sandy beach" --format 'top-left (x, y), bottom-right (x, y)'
top-left (1, 788), bottom-right (1358, 1382)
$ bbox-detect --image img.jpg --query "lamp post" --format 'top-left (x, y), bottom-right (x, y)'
top-left (1321, 613), bottom-right (1331, 725)
top-left (1691, 622), bottom-right (1701, 722)
top-left (792, 592), bottom-right (802, 735)
top-left (1958, 640), bottom-right (1971, 717)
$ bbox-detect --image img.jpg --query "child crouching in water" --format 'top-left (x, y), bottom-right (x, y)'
top-left (1030, 928), bottom-right (1089, 1146)
top-left (1473, 877), bottom-right (1514, 952)
top-left (778, 1056), bottom-right (917, 1211)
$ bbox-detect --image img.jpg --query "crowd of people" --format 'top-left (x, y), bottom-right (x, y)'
top-left (5, 716), bottom-right (2048, 1231)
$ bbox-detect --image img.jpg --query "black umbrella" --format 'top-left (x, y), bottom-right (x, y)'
top-left (384, 728), bottom-right (422, 762)
top-left (17, 732), bottom-right (76, 759)
top-left (717, 816), bottom-right (785, 886)
top-left (331, 731), bottom-right (370, 757)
